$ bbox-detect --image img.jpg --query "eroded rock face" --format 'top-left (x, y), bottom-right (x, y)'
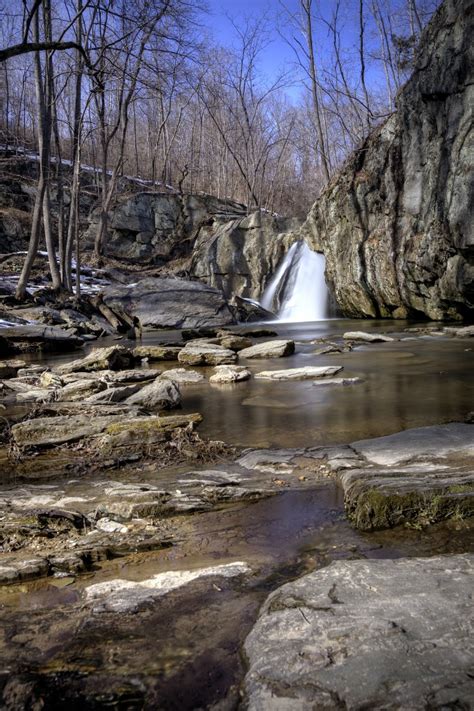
top-left (86, 192), bottom-right (248, 263)
top-left (103, 277), bottom-right (234, 329)
top-left (190, 211), bottom-right (300, 301)
top-left (301, 0), bottom-right (473, 320)
top-left (243, 554), bottom-right (474, 709)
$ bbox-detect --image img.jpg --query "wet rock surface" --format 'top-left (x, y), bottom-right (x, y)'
top-left (243, 554), bottom-right (474, 709)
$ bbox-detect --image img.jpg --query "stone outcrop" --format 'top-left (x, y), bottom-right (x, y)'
top-left (190, 210), bottom-right (300, 301)
top-left (85, 192), bottom-right (248, 263)
top-left (103, 277), bottom-right (234, 329)
top-left (300, 0), bottom-right (473, 320)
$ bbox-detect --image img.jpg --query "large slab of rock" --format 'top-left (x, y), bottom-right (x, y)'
top-left (343, 331), bottom-right (395, 342)
top-left (10, 411), bottom-right (199, 450)
top-left (103, 277), bottom-right (234, 329)
top-left (98, 413), bottom-right (202, 449)
top-left (124, 378), bottom-right (181, 410)
top-left (352, 423), bottom-right (474, 466)
top-left (0, 324), bottom-right (83, 349)
top-left (11, 414), bottom-right (127, 448)
top-left (243, 554), bottom-right (474, 709)
top-left (255, 365), bottom-right (343, 380)
top-left (178, 342), bottom-right (237, 366)
top-left (238, 340), bottom-right (295, 359)
top-left (56, 345), bottom-right (134, 374)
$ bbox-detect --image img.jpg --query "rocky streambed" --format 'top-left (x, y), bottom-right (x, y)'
top-left (0, 319), bottom-right (473, 709)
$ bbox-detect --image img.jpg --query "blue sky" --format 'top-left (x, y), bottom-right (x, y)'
top-left (204, 0), bottom-right (391, 100)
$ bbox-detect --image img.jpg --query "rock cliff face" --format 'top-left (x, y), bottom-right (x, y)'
top-left (88, 191), bottom-right (298, 302)
top-left (190, 211), bottom-right (299, 301)
top-left (301, 0), bottom-right (473, 320)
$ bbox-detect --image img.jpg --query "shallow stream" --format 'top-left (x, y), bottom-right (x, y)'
top-left (1, 318), bottom-right (473, 708)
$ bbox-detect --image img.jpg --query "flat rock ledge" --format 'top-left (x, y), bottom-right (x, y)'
top-left (243, 554), bottom-right (474, 710)
top-left (255, 366), bottom-right (343, 381)
top-left (343, 331), bottom-right (395, 343)
top-left (236, 423), bottom-right (474, 531)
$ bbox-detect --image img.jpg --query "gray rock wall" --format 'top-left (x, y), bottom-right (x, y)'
top-left (301, 0), bottom-right (473, 320)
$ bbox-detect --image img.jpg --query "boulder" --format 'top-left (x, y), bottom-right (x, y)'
top-left (243, 555), bottom-right (474, 709)
top-left (98, 413), bottom-right (202, 450)
top-left (56, 345), bottom-right (134, 374)
top-left (238, 340), bottom-right (295, 359)
top-left (255, 365), bottom-right (343, 380)
top-left (218, 334), bottom-right (252, 351)
top-left (178, 342), bottom-right (237, 366)
top-left (209, 365), bottom-right (251, 384)
top-left (124, 378), bottom-right (181, 410)
top-left (103, 277), bottom-right (234, 329)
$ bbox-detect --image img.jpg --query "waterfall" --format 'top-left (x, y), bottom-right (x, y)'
top-left (261, 241), bottom-right (329, 322)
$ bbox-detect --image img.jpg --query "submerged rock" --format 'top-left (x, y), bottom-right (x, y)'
top-left (85, 561), bottom-right (252, 613)
top-left (255, 365), bottom-right (343, 380)
top-left (243, 554), bottom-right (474, 709)
top-left (239, 340), bottom-right (295, 359)
top-left (343, 331), bottom-right (395, 342)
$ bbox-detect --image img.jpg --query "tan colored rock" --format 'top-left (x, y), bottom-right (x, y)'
top-left (219, 335), bottom-right (253, 351)
top-left (178, 343), bottom-right (237, 366)
top-left (343, 331), bottom-right (395, 343)
top-left (99, 413), bottom-right (202, 449)
top-left (56, 345), bottom-right (134, 374)
top-left (11, 414), bottom-right (127, 448)
top-left (159, 368), bottom-right (204, 384)
top-left (255, 366), bottom-right (342, 380)
top-left (133, 345), bottom-right (182, 361)
top-left (209, 365), bottom-right (251, 384)
top-left (238, 340), bottom-right (295, 359)
top-left (57, 379), bottom-right (107, 401)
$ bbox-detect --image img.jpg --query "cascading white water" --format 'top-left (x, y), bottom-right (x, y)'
top-left (261, 241), bottom-right (329, 322)
top-left (260, 242), bottom-right (299, 312)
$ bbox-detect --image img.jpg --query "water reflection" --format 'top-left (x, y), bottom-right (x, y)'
top-left (34, 319), bottom-right (473, 449)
